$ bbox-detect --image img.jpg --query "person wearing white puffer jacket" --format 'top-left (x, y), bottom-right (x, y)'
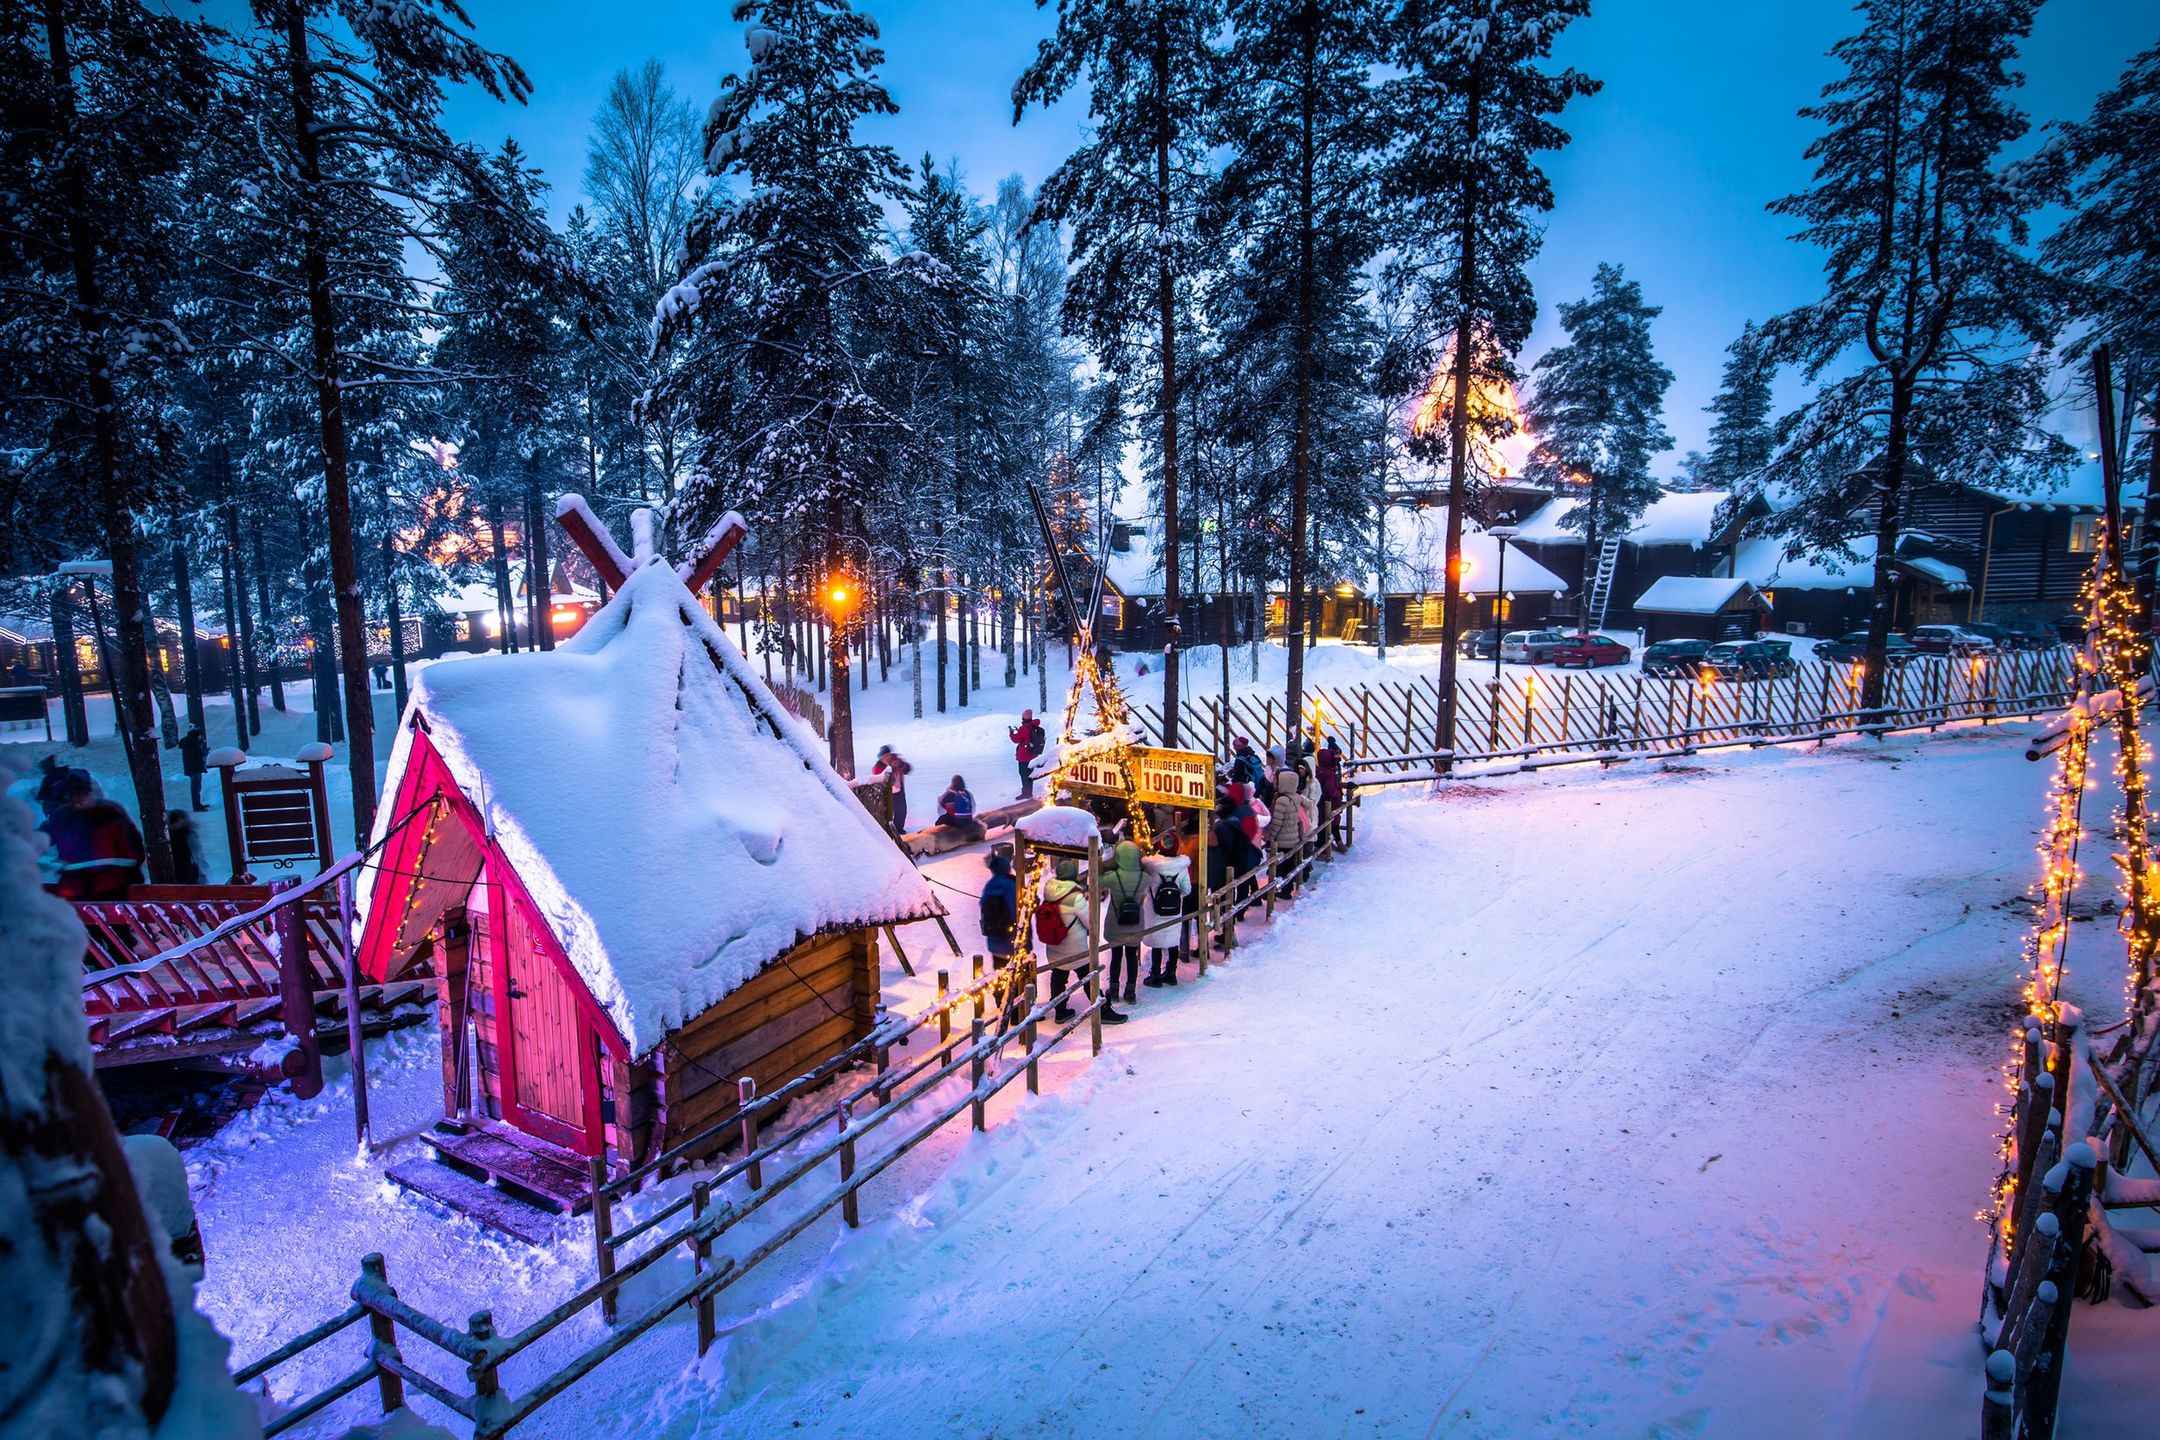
top-left (1266, 768), bottom-right (1309, 901)
top-left (1141, 829), bottom-right (1193, 990)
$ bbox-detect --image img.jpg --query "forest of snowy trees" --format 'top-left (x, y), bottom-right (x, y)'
top-left (3, 0), bottom-right (2158, 875)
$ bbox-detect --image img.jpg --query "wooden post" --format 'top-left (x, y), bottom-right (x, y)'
top-left (972, 954), bottom-right (985, 1026)
top-left (359, 1253), bottom-right (406, 1413)
top-left (589, 1155), bottom-right (618, 1325)
top-left (1487, 677), bottom-right (1501, 753)
top-left (969, 1017), bottom-right (988, 1131)
top-left (271, 879), bottom-right (324, 1100)
top-left (338, 869), bottom-right (370, 1149)
top-left (1024, 1008), bottom-right (1040, 1094)
top-left (467, 1309), bottom-right (499, 1419)
top-left (839, 1097), bottom-right (859, 1227)
top-left (1086, 835), bottom-right (1104, 1056)
top-left (2023, 1147), bottom-right (2097, 1439)
top-left (737, 1077), bottom-right (760, 1189)
top-left (936, 969), bottom-right (952, 1065)
top-left (691, 1181), bottom-right (716, 1356)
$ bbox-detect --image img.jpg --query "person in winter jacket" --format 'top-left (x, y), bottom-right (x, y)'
top-left (1008, 709), bottom-right (1047, 798)
top-left (979, 850), bottom-right (1019, 961)
top-left (1316, 736), bottom-right (1347, 848)
top-left (1293, 759), bottom-right (1319, 848)
top-left (1037, 859), bottom-right (1125, 1025)
top-left (1141, 830), bottom-right (1193, 988)
top-left (166, 809), bottom-right (204, 886)
top-left (179, 725), bottom-right (209, 811)
top-left (1099, 839), bottom-right (1149, 1004)
top-left (46, 771), bottom-right (145, 901)
top-left (1228, 737), bottom-right (1265, 789)
top-left (1266, 768), bottom-right (1309, 901)
top-left (33, 756), bottom-right (72, 822)
top-left (936, 775), bottom-right (977, 827)
top-left (1209, 797), bottom-right (1246, 949)
top-left (872, 745), bottom-right (913, 831)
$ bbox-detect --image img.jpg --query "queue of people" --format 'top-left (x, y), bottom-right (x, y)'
top-left (966, 730), bottom-right (1352, 1025)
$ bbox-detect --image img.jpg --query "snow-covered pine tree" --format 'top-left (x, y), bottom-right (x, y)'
top-left (1698, 320), bottom-right (1778, 491)
top-left (1215, 0), bottom-right (1387, 750)
top-left (2034, 39), bottom-right (2160, 611)
top-left (1016, 0), bottom-right (1221, 748)
top-left (1524, 262), bottom-right (1674, 585)
top-left (652, 0), bottom-right (927, 777)
top-left (1380, 0), bottom-right (1597, 758)
top-left (243, 0), bottom-right (541, 837)
top-left (0, 0), bottom-right (222, 881)
top-left (1756, 0), bottom-right (2069, 712)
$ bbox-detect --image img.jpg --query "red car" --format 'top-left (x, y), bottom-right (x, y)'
top-left (1547, 633), bottom-right (1632, 668)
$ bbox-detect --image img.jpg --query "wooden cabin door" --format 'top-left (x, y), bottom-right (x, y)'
top-left (494, 889), bottom-right (599, 1155)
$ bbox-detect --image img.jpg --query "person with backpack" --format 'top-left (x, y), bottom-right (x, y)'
top-left (872, 745), bottom-right (913, 831)
top-left (1317, 736), bottom-right (1347, 849)
top-left (979, 850), bottom-right (1018, 963)
top-left (1141, 829), bottom-right (1192, 989)
top-left (1008, 709), bottom-right (1046, 799)
top-left (936, 774), bottom-right (976, 828)
top-left (1209, 795), bottom-right (1246, 950)
top-left (1228, 737), bottom-right (1265, 790)
top-left (1036, 859), bottom-right (1125, 1025)
top-left (1266, 768), bottom-right (1310, 901)
top-left (1293, 758), bottom-right (1320, 866)
top-left (1099, 839), bottom-right (1149, 1005)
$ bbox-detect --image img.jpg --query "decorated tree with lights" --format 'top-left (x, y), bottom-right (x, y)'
top-left (1380, 0), bottom-right (1597, 759)
top-left (1523, 262), bottom-right (1673, 586)
top-left (1751, 0), bottom-right (2069, 714)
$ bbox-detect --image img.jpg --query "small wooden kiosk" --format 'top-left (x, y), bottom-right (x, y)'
top-left (354, 505), bottom-right (938, 1221)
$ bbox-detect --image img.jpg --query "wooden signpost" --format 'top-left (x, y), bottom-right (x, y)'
top-left (214, 743), bottom-right (335, 881)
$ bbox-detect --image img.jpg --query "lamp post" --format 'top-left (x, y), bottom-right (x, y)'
top-left (1487, 526), bottom-right (1518, 685)
top-left (820, 574), bottom-right (859, 776)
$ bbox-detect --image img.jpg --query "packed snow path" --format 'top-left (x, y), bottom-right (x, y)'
top-left (189, 724), bottom-right (2147, 1437)
top-left (579, 729), bottom-right (2097, 1437)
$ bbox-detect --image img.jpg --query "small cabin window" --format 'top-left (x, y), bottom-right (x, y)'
top-left (2068, 515), bottom-right (2101, 554)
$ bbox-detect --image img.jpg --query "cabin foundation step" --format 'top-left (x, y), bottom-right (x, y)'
top-left (386, 1159), bottom-right (561, 1246)
top-left (420, 1120), bottom-right (591, 1213)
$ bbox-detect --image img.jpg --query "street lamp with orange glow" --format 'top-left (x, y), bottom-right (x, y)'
top-left (819, 573), bottom-right (860, 777)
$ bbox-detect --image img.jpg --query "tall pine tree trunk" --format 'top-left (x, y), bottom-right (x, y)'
top-left (1860, 381), bottom-right (1913, 715)
top-left (216, 483), bottom-right (249, 749)
top-left (45, 8), bottom-right (172, 880)
top-left (1434, 59), bottom-right (1485, 765)
top-left (486, 495), bottom-right (516, 653)
top-left (284, 3), bottom-right (376, 839)
top-left (252, 528), bottom-right (284, 713)
top-left (1282, 9), bottom-right (1317, 755)
top-left (527, 462), bottom-right (554, 652)
top-left (1154, 19), bottom-right (1183, 748)
top-left (172, 539), bottom-right (205, 736)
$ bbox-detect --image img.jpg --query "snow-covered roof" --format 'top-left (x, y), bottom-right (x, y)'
top-left (433, 566), bottom-right (599, 616)
top-left (1961, 459), bottom-right (2136, 512)
top-left (1899, 555), bottom-right (1971, 591)
top-left (1375, 510), bottom-right (1570, 597)
top-left (367, 559), bottom-right (936, 1058)
top-left (1735, 536), bottom-right (1879, 592)
top-left (1511, 489), bottom-right (1732, 549)
top-left (1632, 576), bottom-right (1762, 616)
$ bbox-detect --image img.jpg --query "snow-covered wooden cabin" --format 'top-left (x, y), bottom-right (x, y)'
top-left (354, 509), bottom-right (937, 1200)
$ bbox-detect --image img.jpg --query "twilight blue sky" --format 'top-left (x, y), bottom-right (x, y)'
top-left (362, 1), bottom-right (2153, 462)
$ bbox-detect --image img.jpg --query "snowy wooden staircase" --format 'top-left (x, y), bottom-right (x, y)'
top-left (1584, 536), bottom-right (1622, 631)
top-left (386, 1118), bottom-right (591, 1245)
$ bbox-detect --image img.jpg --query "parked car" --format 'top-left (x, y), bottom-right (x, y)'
top-left (1640, 638), bottom-right (1711, 677)
top-left (1910, 624), bottom-right (1996, 655)
top-left (1458, 628), bottom-right (1502, 660)
top-left (1815, 631), bottom-right (1920, 666)
top-left (1500, 629), bottom-right (1569, 664)
top-left (2050, 614), bottom-right (2089, 644)
top-left (1701, 638), bottom-right (1797, 679)
top-left (1547, 633), bottom-right (1632, 668)
top-left (1961, 622), bottom-right (2055, 651)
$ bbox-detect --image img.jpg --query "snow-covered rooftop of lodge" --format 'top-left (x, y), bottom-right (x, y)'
top-left (1962, 459), bottom-right (2135, 511)
top-left (1512, 488), bottom-right (1732, 548)
top-left (1735, 536), bottom-right (1879, 591)
top-left (368, 559), bottom-right (936, 1058)
top-left (1632, 575), bottom-right (1762, 616)
top-left (432, 564), bottom-right (599, 617)
top-left (1899, 555), bottom-right (1971, 591)
top-left (1374, 509), bottom-right (1570, 597)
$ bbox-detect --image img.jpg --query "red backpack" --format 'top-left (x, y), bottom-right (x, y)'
top-left (1033, 896), bottom-right (1071, 945)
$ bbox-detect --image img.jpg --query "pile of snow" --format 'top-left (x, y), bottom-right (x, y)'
top-left (363, 560), bottom-right (937, 1057)
top-left (1015, 805), bottom-right (1101, 849)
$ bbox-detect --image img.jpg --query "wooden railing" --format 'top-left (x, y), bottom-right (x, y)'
top-left (1134, 649), bottom-right (2079, 769)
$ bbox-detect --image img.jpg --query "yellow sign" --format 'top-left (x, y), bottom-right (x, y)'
top-left (1064, 745), bottom-right (1215, 810)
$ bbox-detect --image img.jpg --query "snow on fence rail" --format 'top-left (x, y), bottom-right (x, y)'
top-left (1133, 648), bottom-right (2080, 769)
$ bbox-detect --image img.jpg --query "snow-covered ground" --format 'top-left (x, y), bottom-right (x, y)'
top-left (173, 719), bottom-right (2153, 1438)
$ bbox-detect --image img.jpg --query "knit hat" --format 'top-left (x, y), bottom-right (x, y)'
top-left (1055, 858), bottom-right (1078, 881)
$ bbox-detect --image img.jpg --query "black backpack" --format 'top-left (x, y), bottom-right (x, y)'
top-left (980, 886), bottom-right (1015, 939)
top-left (1113, 874), bottom-right (1143, 928)
top-left (1152, 873), bottom-right (1181, 916)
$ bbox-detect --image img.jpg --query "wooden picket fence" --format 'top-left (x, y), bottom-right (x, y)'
top-left (1135, 649), bottom-right (2080, 773)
